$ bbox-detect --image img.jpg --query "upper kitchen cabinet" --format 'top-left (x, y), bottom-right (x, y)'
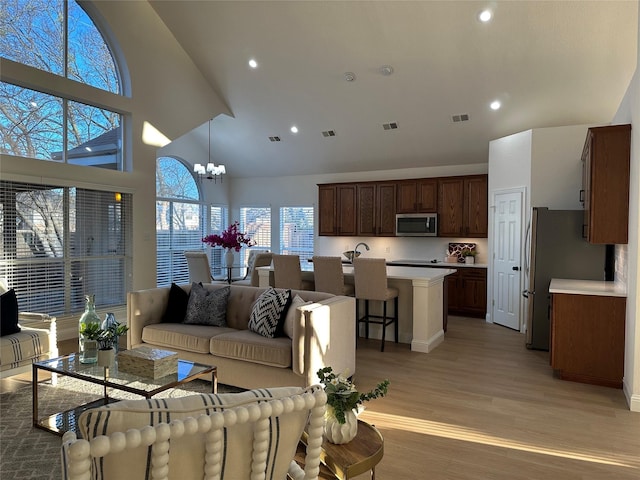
top-left (357, 182), bottom-right (396, 236)
top-left (581, 124), bottom-right (631, 244)
top-left (396, 178), bottom-right (438, 213)
top-left (438, 175), bottom-right (488, 237)
top-left (318, 184), bottom-right (357, 236)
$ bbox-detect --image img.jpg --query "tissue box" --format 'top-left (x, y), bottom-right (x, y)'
top-left (117, 346), bottom-right (178, 379)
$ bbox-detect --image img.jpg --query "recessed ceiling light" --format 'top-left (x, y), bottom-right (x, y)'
top-left (380, 65), bottom-right (394, 76)
top-left (479, 9), bottom-right (492, 22)
top-left (290, 126), bottom-right (299, 134)
top-left (490, 100), bottom-right (501, 110)
top-left (248, 59), bottom-right (258, 69)
top-left (344, 72), bottom-right (356, 82)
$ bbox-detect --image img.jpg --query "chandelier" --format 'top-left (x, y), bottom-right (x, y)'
top-left (194, 119), bottom-right (226, 183)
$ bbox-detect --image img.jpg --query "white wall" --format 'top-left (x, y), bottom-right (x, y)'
top-left (612, 3), bottom-right (640, 411)
top-left (530, 125), bottom-right (593, 209)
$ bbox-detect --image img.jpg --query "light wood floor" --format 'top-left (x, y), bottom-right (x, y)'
top-left (353, 316), bottom-right (640, 480)
top-left (3, 317), bottom-right (638, 479)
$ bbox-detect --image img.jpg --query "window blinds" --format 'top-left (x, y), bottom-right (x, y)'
top-left (0, 181), bottom-right (132, 315)
top-left (280, 207), bottom-right (314, 262)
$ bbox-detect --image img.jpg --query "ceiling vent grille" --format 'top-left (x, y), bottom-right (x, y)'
top-left (322, 130), bottom-right (336, 137)
top-left (451, 113), bottom-right (470, 123)
top-left (383, 122), bottom-right (399, 130)
top-left (268, 136), bottom-right (281, 142)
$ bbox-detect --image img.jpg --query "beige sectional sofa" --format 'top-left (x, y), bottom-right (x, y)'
top-left (127, 283), bottom-right (356, 389)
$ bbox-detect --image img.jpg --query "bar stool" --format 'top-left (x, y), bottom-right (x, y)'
top-left (312, 256), bottom-right (355, 296)
top-left (272, 254), bottom-right (315, 290)
top-left (353, 257), bottom-right (398, 352)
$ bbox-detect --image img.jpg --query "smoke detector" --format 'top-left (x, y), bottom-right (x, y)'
top-left (380, 65), bottom-right (394, 76)
top-left (344, 72), bottom-right (356, 82)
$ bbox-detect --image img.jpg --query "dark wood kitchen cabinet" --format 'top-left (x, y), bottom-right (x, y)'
top-left (396, 178), bottom-right (438, 213)
top-left (581, 124), bottom-right (631, 244)
top-left (444, 267), bottom-right (487, 318)
top-left (438, 175), bottom-right (487, 237)
top-left (357, 182), bottom-right (396, 236)
top-left (318, 184), bottom-right (357, 236)
top-left (550, 293), bottom-right (625, 388)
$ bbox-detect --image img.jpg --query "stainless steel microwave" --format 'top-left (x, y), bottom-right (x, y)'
top-left (396, 213), bottom-right (438, 236)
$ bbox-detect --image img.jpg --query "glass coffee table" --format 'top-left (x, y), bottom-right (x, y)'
top-left (32, 353), bottom-right (217, 435)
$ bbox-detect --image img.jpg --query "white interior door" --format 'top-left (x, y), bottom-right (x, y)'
top-left (492, 191), bottom-right (522, 330)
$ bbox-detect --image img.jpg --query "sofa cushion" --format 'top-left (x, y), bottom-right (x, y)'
top-left (283, 294), bottom-right (312, 339)
top-left (0, 289), bottom-right (20, 336)
top-left (248, 287), bottom-right (292, 338)
top-left (0, 327), bottom-right (50, 371)
top-left (142, 323), bottom-right (236, 354)
top-left (211, 329), bottom-right (292, 368)
top-left (184, 283), bottom-right (229, 326)
top-left (161, 283), bottom-right (189, 323)
top-left (74, 386), bottom-right (308, 480)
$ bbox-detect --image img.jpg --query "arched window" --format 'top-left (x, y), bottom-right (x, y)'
top-left (0, 0), bottom-right (124, 169)
top-left (156, 157), bottom-right (228, 287)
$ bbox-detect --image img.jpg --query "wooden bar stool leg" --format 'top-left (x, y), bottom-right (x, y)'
top-left (381, 300), bottom-right (387, 352)
top-left (365, 300), bottom-right (370, 339)
top-left (394, 296), bottom-right (399, 343)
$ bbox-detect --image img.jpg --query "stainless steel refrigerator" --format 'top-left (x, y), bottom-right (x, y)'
top-left (523, 207), bottom-right (607, 350)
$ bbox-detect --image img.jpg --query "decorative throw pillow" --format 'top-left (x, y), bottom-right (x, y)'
top-left (161, 283), bottom-right (190, 323)
top-left (248, 288), bottom-right (292, 338)
top-left (0, 289), bottom-right (20, 336)
top-left (183, 283), bottom-right (230, 327)
top-left (283, 294), bottom-right (312, 339)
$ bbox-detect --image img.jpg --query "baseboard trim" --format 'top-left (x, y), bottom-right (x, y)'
top-left (623, 380), bottom-right (640, 412)
top-left (411, 330), bottom-right (444, 353)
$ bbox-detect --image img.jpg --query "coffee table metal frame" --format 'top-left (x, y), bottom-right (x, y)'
top-left (32, 352), bottom-right (217, 436)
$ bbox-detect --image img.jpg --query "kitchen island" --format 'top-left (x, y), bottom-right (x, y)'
top-left (257, 264), bottom-right (456, 353)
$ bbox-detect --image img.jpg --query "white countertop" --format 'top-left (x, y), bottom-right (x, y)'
top-left (389, 260), bottom-right (488, 269)
top-left (341, 264), bottom-right (457, 281)
top-left (549, 278), bottom-right (627, 297)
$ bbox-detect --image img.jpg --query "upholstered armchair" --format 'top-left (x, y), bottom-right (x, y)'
top-left (61, 385), bottom-right (327, 480)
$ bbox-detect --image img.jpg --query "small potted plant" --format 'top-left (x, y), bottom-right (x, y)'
top-left (461, 248), bottom-right (477, 264)
top-left (80, 321), bottom-right (129, 367)
top-left (317, 367), bottom-right (390, 444)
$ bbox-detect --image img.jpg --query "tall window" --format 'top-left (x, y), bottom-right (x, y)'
top-left (240, 207), bottom-right (271, 253)
top-left (0, 181), bottom-right (132, 315)
top-left (280, 207), bottom-right (314, 262)
top-left (0, 0), bottom-right (124, 168)
top-left (156, 157), bottom-right (202, 287)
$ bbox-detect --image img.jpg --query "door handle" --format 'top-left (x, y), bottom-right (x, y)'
top-left (512, 266), bottom-right (520, 271)
top-left (522, 290), bottom-right (529, 298)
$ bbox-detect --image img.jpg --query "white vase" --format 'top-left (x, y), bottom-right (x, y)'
top-left (465, 256), bottom-right (475, 264)
top-left (324, 407), bottom-right (358, 444)
top-left (225, 249), bottom-right (235, 267)
top-left (97, 348), bottom-right (115, 367)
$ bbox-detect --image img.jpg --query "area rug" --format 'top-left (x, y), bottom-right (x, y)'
top-left (0, 376), bottom-right (242, 480)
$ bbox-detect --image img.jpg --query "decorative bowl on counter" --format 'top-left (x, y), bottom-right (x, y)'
top-left (343, 250), bottom-right (361, 262)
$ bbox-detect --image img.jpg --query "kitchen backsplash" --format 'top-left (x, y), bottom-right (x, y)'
top-left (315, 236), bottom-right (488, 264)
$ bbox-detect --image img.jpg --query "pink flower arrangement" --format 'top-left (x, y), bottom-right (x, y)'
top-left (202, 221), bottom-right (255, 252)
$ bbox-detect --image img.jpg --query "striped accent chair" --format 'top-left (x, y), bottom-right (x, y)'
top-left (61, 385), bottom-right (327, 480)
top-left (0, 312), bottom-right (57, 378)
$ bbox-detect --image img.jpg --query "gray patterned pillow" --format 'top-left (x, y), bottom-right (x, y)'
top-left (248, 288), bottom-right (292, 338)
top-left (183, 283), bottom-right (229, 327)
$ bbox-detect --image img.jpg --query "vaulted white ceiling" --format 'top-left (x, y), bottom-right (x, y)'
top-left (150, 1), bottom-right (638, 179)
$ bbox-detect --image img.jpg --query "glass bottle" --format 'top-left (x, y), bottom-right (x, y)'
top-left (78, 294), bottom-right (101, 364)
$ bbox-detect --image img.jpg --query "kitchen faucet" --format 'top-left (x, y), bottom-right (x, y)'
top-left (354, 242), bottom-right (370, 257)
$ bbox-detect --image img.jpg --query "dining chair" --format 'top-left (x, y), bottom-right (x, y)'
top-left (312, 255), bottom-right (355, 296)
top-left (184, 251), bottom-right (215, 283)
top-left (233, 251), bottom-right (273, 286)
top-left (272, 254), bottom-right (314, 290)
top-left (352, 257), bottom-right (398, 352)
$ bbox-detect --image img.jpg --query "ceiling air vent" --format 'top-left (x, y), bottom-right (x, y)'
top-left (268, 136), bottom-right (281, 142)
top-left (451, 113), bottom-right (470, 123)
top-left (322, 130), bottom-right (336, 137)
top-left (382, 122), bottom-right (399, 130)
